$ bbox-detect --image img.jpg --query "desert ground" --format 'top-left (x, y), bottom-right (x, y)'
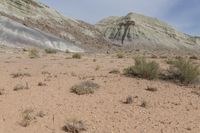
top-left (0, 48), bottom-right (200, 133)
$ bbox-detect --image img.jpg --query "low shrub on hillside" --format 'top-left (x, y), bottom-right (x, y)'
top-left (72, 53), bottom-right (81, 59)
top-left (45, 48), bottom-right (57, 54)
top-left (29, 48), bottom-right (39, 58)
top-left (124, 57), bottom-right (159, 80)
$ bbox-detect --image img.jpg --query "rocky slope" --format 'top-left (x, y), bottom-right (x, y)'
top-left (0, 0), bottom-right (110, 52)
top-left (96, 13), bottom-right (200, 52)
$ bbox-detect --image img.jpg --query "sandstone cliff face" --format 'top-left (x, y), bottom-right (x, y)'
top-left (0, 0), bottom-right (110, 52)
top-left (96, 13), bottom-right (200, 52)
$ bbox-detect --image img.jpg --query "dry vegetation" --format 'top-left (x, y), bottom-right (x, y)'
top-left (28, 48), bottom-right (39, 58)
top-left (72, 53), bottom-right (82, 59)
top-left (62, 119), bottom-right (86, 133)
top-left (71, 81), bottom-right (100, 95)
top-left (124, 57), bottom-right (159, 80)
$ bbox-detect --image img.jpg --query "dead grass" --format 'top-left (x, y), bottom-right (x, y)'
top-left (29, 48), bottom-right (39, 59)
top-left (71, 81), bottom-right (99, 95)
top-left (145, 86), bottom-right (158, 92)
top-left (123, 96), bottom-right (133, 104)
top-left (19, 109), bottom-right (34, 127)
top-left (11, 72), bottom-right (31, 78)
top-left (13, 82), bottom-right (29, 91)
top-left (109, 69), bottom-right (120, 74)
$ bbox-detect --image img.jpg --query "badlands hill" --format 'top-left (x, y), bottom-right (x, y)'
top-left (96, 13), bottom-right (200, 53)
top-left (0, 0), bottom-right (110, 52)
top-left (0, 0), bottom-right (200, 53)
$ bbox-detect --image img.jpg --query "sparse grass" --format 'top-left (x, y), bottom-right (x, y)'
top-left (72, 53), bottom-right (81, 59)
top-left (19, 109), bottom-right (34, 127)
top-left (139, 100), bottom-right (147, 108)
top-left (45, 48), bottom-right (57, 54)
top-left (29, 48), bottom-right (39, 59)
top-left (13, 82), bottom-right (29, 91)
top-left (168, 58), bottom-right (200, 84)
top-left (71, 81), bottom-right (99, 95)
top-left (123, 96), bottom-right (133, 104)
top-left (116, 51), bottom-right (124, 58)
top-left (11, 72), bottom-right (31, 78)
top-left (62, 119), bottom-right (86, 133)
top-left (36, 111), bottom-right (45, 118)
top-left (109, 69), bottom-right (120, 74)
top-left (145, 86), bottom-right (157, 92)
top-left (95, 65), bottom-right (100, 71)
top-left (0, 88), bottom-right (4, 95)
top-left (124, 57), bottom-right (159, 80)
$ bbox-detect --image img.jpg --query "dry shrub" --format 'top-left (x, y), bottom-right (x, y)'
top-left (168, 58), bottom-right (200, 84)
top-left (71, 81), bottom-right (99, 95)
top-left (62, 119), bottom-right (86, 133)
top-left (45, 48), bottom-right (57, 54)
top-left (124, 57), bottom-right (159, 80)
top-left (29, 48), bottom-right (39, 58)
top-left (72, 53), bottom-right (81, 59)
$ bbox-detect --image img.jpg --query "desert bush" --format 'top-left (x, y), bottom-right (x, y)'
top-left (124, 57), bottom-right (159, 80)
top-left (189, 55), bottom-right (198, 60)
top-left (62, 119), bottom-right (86, 133)
top-left (45, 48), bottom-right (57, 54)
top-left (72, 53), bottom-right (81, 59)
top-left (71, 81), bottom-right (99, 95)
top-left (169, 58), bottom-right (200, 84)
top-left (29, 48), bottom-right (39, 58)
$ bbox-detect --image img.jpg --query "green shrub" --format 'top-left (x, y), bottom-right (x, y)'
top-left (71, 81), bottom-right (99, 95)
top-left (169, 59), bottom-right (199, 84)
top-left (72, 53), bottom-right (81, 59)
top-left (45, 48), bottom-right (57, 54)
top-left (124, 57), bottom-right (159, 80)
top-left (29, 48), bottom-right (39, 58)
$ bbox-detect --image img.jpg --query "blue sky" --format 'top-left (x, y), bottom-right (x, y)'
top-left (38, 0), bottom-right (199, 36)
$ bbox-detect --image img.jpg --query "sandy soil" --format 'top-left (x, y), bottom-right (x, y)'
top-left (0, 49), bottom-right (200, 133)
